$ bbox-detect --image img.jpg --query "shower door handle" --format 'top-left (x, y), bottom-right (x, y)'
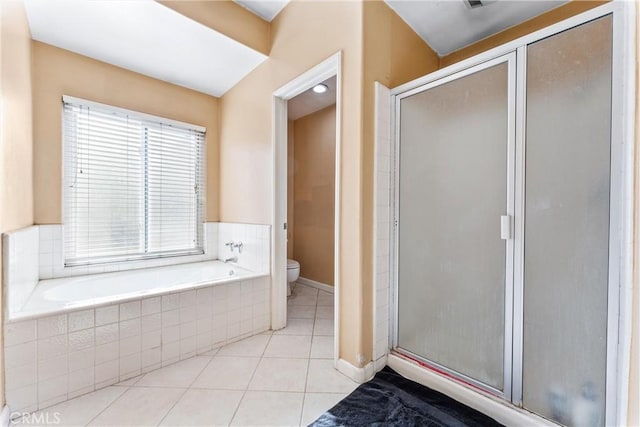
top-left (500, 215), bottom-right (511, 240)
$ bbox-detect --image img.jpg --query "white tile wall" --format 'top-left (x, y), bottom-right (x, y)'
top-left (373, 82), bottom-right (392, 364)
top-left (38, 225), bottom-right (61, 280)
top-left (4, 276), bottom-right (271, 412)
top-left (217, 223), bottom-right (270, 274)
top-left (36, 222), bottom-right (219, 280)
top-left (6, 222), bottom-right (267, 291)
top-left (3, 226), bottom-right (40, 316)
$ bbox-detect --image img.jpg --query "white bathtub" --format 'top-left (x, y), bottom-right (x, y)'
top-left (5, 260), bottom-right (271, 412)
top-left (12, 260), bottom-right (264, 320)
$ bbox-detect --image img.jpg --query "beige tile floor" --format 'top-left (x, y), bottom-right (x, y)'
top-left (13, 283), bottom-right (357, 427)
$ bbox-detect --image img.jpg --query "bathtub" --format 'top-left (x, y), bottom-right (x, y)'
top-left (5, 260), bottom-right (271, 412)
top-left (3, 222), bottom-right (273, 413)
top-left (12, 260), bottom-right (264, 321)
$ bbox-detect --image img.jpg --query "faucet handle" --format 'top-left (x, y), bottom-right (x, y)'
top-left (225, 241), bottom-right (235, 252)
top-left (233, 242), bottom-right (244, 254)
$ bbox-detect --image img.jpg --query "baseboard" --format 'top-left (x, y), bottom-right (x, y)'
top-left (387, 354), bottom-right (556, 426)
top-left (1, 405), bottom-right (10, 427)
top-left (374, 354), bottom-right (388, 373)
top-left (336, 358), bottom-right (375, 383)
top-left (296, 277), bottom-right (334, 294)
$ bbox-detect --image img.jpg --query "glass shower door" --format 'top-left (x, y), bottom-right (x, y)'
top-left (395, 55), bottom-right (514, 395)
top-left (522, 16), bottom-right (613, 425)
top-left (393, 10), bottom-right (620, 424)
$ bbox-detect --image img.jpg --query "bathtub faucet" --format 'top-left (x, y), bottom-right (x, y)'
top-left (224, 241), bottom-right (243, 253)
top-left (224, 256), bottom-right (238, 263)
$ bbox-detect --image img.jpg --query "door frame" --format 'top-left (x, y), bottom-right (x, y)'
top-left (271, 52), bottom-right (342, 361)
top-left (389, 2), bottom-right (636, 425)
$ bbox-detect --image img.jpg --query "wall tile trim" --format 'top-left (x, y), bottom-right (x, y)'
top-left (373, 82), bottom-right (392, 365)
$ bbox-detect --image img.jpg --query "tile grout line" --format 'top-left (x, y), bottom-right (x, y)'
top-left (83, 385), bottom-right (131, 426)
top-left (155, 355), bottom-right (217, 426)
top-left (228, 330), bottom-right (275, 426)
top-left (85, 353), bottom-right (212, 427)
top-left (298, 286), bottom-right (319, 426)
top-left (123, 372), bottom-right (144, 387)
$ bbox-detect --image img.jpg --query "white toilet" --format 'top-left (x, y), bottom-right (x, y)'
top-left (287, 259), bottom-right (300, 296)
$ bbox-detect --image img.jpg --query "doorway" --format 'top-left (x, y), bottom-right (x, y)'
top-left (272, 53), bottom-right (342, 362)
top-left (287, 75), bottom-right (337, 295)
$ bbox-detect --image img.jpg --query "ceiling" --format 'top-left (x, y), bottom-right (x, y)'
top-left (232, 0), bottom-right (569, 56)
top-left (23, 0), bottom-right (570, 99)
top-left (24, 0), bottom-right (267, 97)
top-left (384, 0), bottom-right (568, 56)
top-left (234, 0), bottom-right (289, 22)
top-left (288, 76), bottom-right (337, 121)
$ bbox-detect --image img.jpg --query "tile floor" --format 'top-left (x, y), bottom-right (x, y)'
top-left (13, 284), bottom-right (358, 427)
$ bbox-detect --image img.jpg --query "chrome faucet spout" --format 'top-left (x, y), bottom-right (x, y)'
top-left (224, 256), bottom-right (238, 263)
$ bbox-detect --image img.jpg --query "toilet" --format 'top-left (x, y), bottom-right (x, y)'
top-left (287, 259), bottom-right (300, 296)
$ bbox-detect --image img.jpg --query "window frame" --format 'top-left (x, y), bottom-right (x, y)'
top-left (62, 95), bottom-right (206, 267)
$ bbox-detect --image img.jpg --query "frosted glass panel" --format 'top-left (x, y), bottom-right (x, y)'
top-left (397, 62), bottom-right (508, 391)
top-left (523, 16), bottom-right (612, 426)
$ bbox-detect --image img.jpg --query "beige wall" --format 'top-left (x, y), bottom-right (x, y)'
top-left (0, 0), bottom-right (35, 406)
top-left (219, 0), bottom-right (437, 366)
top-left (292, 105), bottom-right (336, 286)
top-left (361, 0), bottom-right (440, 358)
top-left (159, 1), bottom-right (271, 56)
top-left (219, 0), bottom-right (366, 365)
top-left (32, 42), bottom-right (220, 224)
top-left (1, 1), bottom-right (34, 233)
top-left (287, 120), bottom-right (295, 259)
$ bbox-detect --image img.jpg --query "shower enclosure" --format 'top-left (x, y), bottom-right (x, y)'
top-left (391, 6), bottom-right (631, 426)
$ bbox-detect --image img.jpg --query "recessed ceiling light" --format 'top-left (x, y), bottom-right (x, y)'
top-left (312, 84), bottom-right (328, 94)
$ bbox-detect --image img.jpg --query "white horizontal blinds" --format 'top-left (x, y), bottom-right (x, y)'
top-left (145, 122), bottom-right (204, 255)
top-left (63, 97), bottom-right (205, 266)
top-left (63, 102), bottom-right (144, 264)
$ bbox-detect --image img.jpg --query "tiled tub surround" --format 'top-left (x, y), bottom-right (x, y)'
top-left (4, 223), bottom-right (219, 319)
top-left (217, 222), bottom-right (270, 274)
top-left (37, 223), bottom-right (221, 280)
top-left (2, 221), bottom-right (272, 414)
top-left (15, 261), bottom-right (263, 320)
top-left (13, 283), bottom-right (353, 426)
top-left (4, 222), bottom-right (270, 318)
top-left (4, 276), bottom-right (271, 414)
top-left (2, 226), bottom-right (39, 319)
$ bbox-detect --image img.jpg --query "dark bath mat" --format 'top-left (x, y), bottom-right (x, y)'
top-left (309, 366), bottom-right (504, 427)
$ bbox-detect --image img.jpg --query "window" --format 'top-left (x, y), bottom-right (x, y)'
top-left (63, 96), bottom-right (205, 266)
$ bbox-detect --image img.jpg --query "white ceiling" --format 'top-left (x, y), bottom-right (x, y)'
top-left (23, 0), bottom-right (570, 98)
top-left (234, 0), bottom-right (289, 22)
top-left (24, 0), bottom-right (267, 97)
top-left (233, 0), bottom-right (568, 56)
top-left (385, 0), bottom-right (568, 56)
top-left (288, 76), bottom-right (336, 121)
